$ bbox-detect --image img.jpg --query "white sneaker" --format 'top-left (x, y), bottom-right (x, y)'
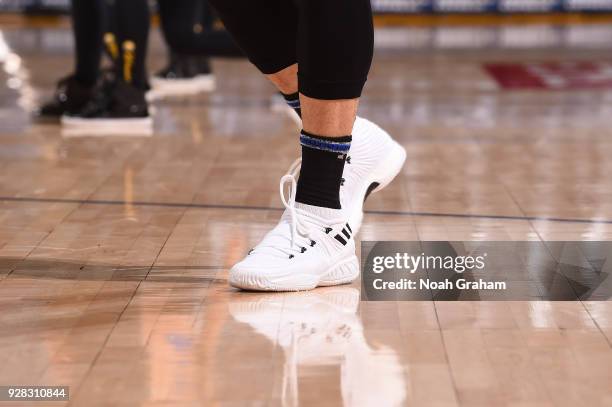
top-left (343, 117), bottom-right (407, 232)
top-left (147, 74), bottom-right (216, 101)
top-left (229, 169), bottom-right (359, 291)
top-left (61, 115), bottom-right (153, 137)
top-left (230, 118), bottom-right (405, 291)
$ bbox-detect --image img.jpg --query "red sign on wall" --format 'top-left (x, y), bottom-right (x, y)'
top-left (484, 61), bottom-right (612, 89)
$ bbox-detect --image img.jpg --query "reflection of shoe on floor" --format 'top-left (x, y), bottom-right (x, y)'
top-left (149, 53), bottom-right (215, 98)
top-left (229, 287), bottom-right (360, 319)
top-left (228, 287), bottom-right (406, 406)
top-left (229, 287), bottom-right (360, 348)
top-left (35, 75), bottom-right (94, 121)
top-left (61, 79), bottom-right (152, 136)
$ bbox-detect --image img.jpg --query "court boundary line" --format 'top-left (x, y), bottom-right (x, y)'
top-left (2, 196), bottom-right (612, 225)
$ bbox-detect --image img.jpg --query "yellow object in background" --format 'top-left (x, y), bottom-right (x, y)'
top-left (103, 32), bottom-right (119, 60)
top-left (122, 40), bottom-right (135, 83)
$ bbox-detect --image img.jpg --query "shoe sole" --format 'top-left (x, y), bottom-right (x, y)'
top-left (61, 116), bottom-right (153, 136)
top-left (148, 75), bottom-right (216, 100)
top-left (348, 138), bottom-right (407, 232)
top-left (230, 255), bottom-right (359, 292)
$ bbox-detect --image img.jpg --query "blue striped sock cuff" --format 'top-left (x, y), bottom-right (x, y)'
top-left (281, 92), bottom-right (301, 109)
top-left (300, 130), bottom-right (352, 154)
top-left (286, 99), bottom-right (301, 109)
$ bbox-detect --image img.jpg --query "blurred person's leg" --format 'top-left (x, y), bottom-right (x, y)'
top-left (61, 0), bottom-right (152, 134)
top-left (99, 0), bottom-right (150, 88)
top-left (114, 0), bottom-right (150, 91)
top-left (153, 0), bottom-right (243, 96)
top-left (72, 0), bottom-right (104, 86)
top-left (37, 0), bottom-right (104, 119)
top-left (102, 0), bottom-right (118, 67)
top-left (158, 0), bottom-right (242, 58)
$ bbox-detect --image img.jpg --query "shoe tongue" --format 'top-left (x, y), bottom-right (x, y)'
top-left (294, 202), bottom-right (343, 222)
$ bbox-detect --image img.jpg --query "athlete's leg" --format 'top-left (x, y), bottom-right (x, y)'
top-left (269, 0), bottom-right (373, 135)
top-left (206, 0), bottom-right (298, 75)
top-left (296, 0), bottom-right (373, 101)
top-left (206, 0), bottom-right (378, 291)
top-left (296, 0), bottom-right (373, 136)
top-left (209, 0), bottom-right (372, 133)
top-left (288, 0), bottom-right (373, 210)
top-left (267, 64), bottom-right (298, 95)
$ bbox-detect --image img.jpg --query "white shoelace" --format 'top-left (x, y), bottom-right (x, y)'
top-left (254, 159), bottom-right (345, 258)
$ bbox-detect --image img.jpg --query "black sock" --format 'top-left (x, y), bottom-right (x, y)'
top-left (295, 130), bottom-right (351, 209)
top-left (282, 92), bottom-right (301, 117)
top-left (112, 0), bottom-right (150, 90)
top-left (71, 0), bottom-right (104, 87)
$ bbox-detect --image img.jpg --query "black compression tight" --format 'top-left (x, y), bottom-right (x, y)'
top-left (206, 0), bottom-right (374, 100)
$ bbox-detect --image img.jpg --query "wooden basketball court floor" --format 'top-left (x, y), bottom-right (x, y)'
top-left (1, 24), bottom-right (612, 406)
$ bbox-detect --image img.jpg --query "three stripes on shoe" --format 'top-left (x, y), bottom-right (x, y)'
top-left (332, 223), bottom-right (352, 246)
top-left (247, 221), bottom-right (354, 256)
